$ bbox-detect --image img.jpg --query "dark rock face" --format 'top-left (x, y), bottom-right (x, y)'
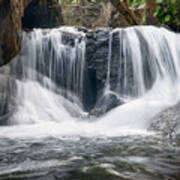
top-left (0, 0), bottom-right (63, 65)
top-left (84, 29), bottom-right (133, 111)
top-left (85, 29), bottom-right (110, 101)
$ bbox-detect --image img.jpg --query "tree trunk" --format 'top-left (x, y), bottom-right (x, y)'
top-left (110, 0), bottom-right (141, 25)
top-left (0, 0), bottom-right (64, 65)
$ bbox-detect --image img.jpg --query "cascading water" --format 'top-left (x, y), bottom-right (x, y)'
top-left (106, 26), bottom-right (180, 99)
top-left (0, 25), bottom-right (179, 129)
top-left (0, 25), bottom-right (179, 131)
top-left (0, 26), bottom-right (180, 180)
top-left (0, 27), bottom-right (87, 125)
top-left (19, 27), bottom-right (86, 105)
top-left (97, 26), bottom-right (180, 132)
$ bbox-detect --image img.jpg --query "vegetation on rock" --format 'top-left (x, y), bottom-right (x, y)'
top-left (153, 0), bottom-right (180, 31)
top-left (60, 0), bottom-right (180, 31)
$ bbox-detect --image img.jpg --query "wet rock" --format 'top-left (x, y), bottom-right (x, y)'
top-left (149, 103), bottom-right (180, 138)
top-left (85, 28), bottom-right (134, 111)
top-left (85, 29), bottom-right (110, 98)
top-left (0, 73), bottom-right (17, 125)
top-left (90, 92), bottom-right (124, 116)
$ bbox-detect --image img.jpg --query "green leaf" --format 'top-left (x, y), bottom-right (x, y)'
top-left (164, 15), bottom-right (171, 22)
top-left (156, 6), bottom-right (161, 12)
top-left (153, 11), bottom-right (158, 17)
top-left (156, 0), bottom-right (163, 3)
top-left (142, 16), bottom-right (146, 23)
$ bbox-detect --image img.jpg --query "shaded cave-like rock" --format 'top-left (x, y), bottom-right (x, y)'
top-left (22, 0), bottom-right (64, 29)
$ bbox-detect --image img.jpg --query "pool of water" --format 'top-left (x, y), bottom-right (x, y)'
top-left (0, 131), bottom-right (180, 180)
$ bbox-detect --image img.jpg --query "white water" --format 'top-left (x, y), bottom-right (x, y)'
top-left (0, 26), bottom-right (180, 138)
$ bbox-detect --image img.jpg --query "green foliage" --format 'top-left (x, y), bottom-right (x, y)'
top-left (153, 0), bottom-right (180, 30)
top-left (128, 0), bottom-right (145, 7)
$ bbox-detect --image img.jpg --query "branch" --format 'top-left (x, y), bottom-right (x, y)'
top-left (110, 0), bottom-right (141, 25)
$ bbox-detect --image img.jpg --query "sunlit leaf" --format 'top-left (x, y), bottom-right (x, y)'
top-left (156, 0), bottom-right (163, 3)
top-left (165, 15), bottom-right (171, 22)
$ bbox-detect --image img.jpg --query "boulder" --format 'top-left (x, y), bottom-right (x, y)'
top-left (90, 92), bottom-right (124, 116)
top-left (149, 103), bottom-right (180, 138)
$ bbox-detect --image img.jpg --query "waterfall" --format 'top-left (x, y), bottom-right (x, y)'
top-left (0, 26), bottom-right (180, 134)
top-left (0, 27), bottom-right (87, 125)
top-left (17, 27), bottom-right (86, 104)
top-left (105, 26), bottom-right (180, 100)
top-left (105, 31), bottom-right (113, 92)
